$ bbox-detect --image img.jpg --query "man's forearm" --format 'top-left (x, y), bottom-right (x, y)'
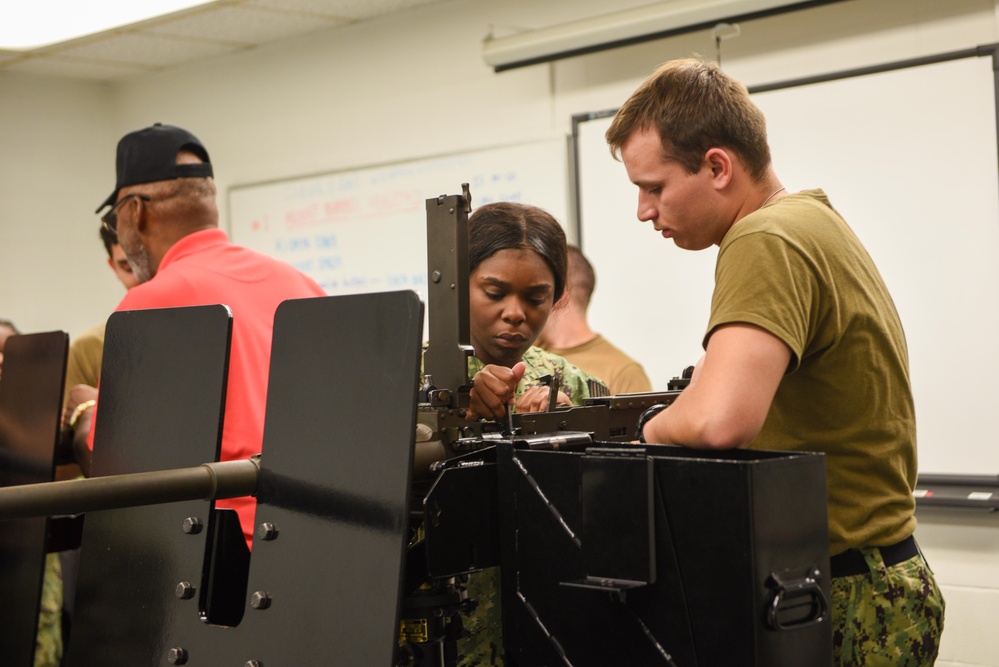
top-left (72, 409), bottom-right (94, 477)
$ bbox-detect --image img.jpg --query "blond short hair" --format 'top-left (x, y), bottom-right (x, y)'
top-left (606, 58), bottom-right (771, 181)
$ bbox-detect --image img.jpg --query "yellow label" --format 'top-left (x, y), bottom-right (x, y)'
top-left (400, 618), bottom-right (429, 643)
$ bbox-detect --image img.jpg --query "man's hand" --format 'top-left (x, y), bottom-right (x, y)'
top-left (60, 384), bottom-right (98, 477)
top-left (469, 362), bottom-right (527, 422)
top-left (63, 384), bottom-right (98, 427)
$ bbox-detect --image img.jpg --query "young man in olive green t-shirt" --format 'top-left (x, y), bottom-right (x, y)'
top-left (606, 58), bottom-right (944, 666)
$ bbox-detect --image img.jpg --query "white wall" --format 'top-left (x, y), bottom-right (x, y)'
top-left (918, 509), bottom-right (999, 666)
top-left (0, 75), bottom-right (118, 335)
top-left (1, 0), bottom-right (997, 663)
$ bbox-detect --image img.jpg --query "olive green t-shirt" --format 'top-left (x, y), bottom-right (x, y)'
top-left (709, 189), bottom-right (916, 555)
top-left (64, 322), bottom-right (105, 407)
top-left (539, 334), bottom-right (653, 395)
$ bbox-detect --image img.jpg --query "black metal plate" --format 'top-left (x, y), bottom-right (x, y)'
top-left (0, 331), bottom-right (68, 667)
top-left (66, 305), bottom-right (231, 666)
top-left (236, 291), bottom-right (423, 666)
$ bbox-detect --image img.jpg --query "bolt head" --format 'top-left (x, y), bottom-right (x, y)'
top-left (175, 582), bottom-right (195, 600)
top-left (167, 647), bottom-right (188, 665)
top-left (182, 517), bottom-right (203, 534)
top-left (250, 590), bottom-right (272, 610)
top-left (245, 662), bottom-right (263, 667)
top-left (255, 522), bottom-right (279, 541)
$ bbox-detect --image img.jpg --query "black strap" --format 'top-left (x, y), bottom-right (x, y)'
top-left (830, 535), bottom-right (919, 578)
top-left (635, 403), bottom-right (668, 443)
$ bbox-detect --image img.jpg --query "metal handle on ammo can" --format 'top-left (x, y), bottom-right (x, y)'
top-left (765, 567), bottom-right (829, 631)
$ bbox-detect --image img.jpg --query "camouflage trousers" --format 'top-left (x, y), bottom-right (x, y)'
top-left (35, 552), bottom-right (64, 667)
top-left (831, 550), bottom-right (944, 666)
top-left (457, 566), bottom-right (504, 667)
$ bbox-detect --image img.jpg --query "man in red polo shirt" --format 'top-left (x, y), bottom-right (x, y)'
top-left (71, 123), bottom-right (325, 547)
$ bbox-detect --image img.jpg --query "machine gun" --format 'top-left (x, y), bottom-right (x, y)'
top-left (404, 185), bottom-right (689, 665)
top-left (413, 184), bottom-right (686, 471)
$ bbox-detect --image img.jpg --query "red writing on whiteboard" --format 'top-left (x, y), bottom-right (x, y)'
top-left (325, 198), bottom-right (360, 217)
top-left (368, 190), bottom-right (421, 213)
top-left (285, 203), bottom-right (319, 227)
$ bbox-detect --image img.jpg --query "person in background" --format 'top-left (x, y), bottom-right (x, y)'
top-left (607, 58), bottom-right (943, 665)
top-left (0, 318), bottom-right (20, 383)
top-left (536, 244), bottom-right (653, 394)
top-left (67, 123), bottom-right (326, 550)
top-left (50, 226), bottom-right (141, 665)
top-left (62, 225), bottom-right (140, 420)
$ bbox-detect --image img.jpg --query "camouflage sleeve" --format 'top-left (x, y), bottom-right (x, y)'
top-left (518, 347), bottom-right (607, 404)
top-left (458, 348), bottom-right (609, 406)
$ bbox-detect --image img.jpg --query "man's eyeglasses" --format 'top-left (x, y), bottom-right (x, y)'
top-left (101, 193), bottom-right (151, 233)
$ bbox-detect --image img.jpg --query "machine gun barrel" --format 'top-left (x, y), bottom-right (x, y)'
top-left (0, 458), bottom-right (260, 522)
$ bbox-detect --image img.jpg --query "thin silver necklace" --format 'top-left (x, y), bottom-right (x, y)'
top-left (761, 186), bottom-right (786, 207)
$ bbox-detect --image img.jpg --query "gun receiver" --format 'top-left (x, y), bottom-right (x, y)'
top-left (416, 185), bottom-right (685, 466)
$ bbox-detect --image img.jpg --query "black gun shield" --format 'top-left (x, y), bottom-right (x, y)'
top-left (65, 305), bottom-right (232, 666)
top-left (67, 292), bottom-right (423, 666)
top-left (0, 331), bottom-right (68, 667)
top-left (232, 291), bottom-right (423, 666)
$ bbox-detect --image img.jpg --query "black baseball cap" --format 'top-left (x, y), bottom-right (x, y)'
top-left (96, 123), bottom-right (213, 213)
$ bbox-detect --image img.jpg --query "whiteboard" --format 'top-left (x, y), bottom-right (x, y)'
top-left (575, 48), bottom-right (999, 476)
top-left (228, 139), bottom-right (570, 336)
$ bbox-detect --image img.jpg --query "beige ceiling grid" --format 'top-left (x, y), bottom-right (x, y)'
top-left (0, 0), bottom-right (444, 82)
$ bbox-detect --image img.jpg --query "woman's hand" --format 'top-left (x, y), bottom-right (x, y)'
top-left (469, 361), bottom-right (527, 422)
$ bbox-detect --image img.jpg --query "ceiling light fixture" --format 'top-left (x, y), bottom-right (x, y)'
top-left (0, 0), bottom-right (216, 51)
top-left (482, 0), bottom-right (849, 72)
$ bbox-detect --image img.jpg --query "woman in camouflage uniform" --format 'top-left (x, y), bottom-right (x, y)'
top-left (457, 201), bottom-right (606, 666)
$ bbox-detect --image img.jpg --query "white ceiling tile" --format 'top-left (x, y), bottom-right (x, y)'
top-left (50, 32), bottom-right (240, 68)
top-left (146, 5), bottom-right (349, 44)
top-left (4, 0), bottom-right (450, 82)
top-left (243, 0), bottom-right (442, 20)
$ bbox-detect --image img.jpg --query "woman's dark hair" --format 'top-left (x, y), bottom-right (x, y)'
top-left (468, 202), bottom-right (568, 303)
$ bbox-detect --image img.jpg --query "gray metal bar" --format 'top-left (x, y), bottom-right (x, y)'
top-left (0, 458), bottom-right (260, 521)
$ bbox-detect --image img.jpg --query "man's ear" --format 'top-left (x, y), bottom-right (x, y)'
top-left (132, 196), bottom-right (152, 236)
top-left (704, 147), bottom-right (734, 190)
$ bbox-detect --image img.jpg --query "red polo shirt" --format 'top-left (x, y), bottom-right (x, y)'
top-left (91, 228), bottom-right (325, 546)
